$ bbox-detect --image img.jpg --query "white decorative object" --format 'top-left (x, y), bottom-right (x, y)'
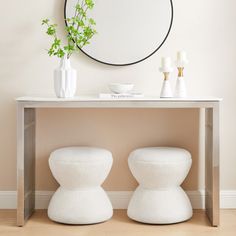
top-left (175, 51), bottom-right (189, 98)
top-left (159, 57), bottom-right (173, 98)
top-left (159, 57), bottom-right (173, 73)
top-left (108, 83), bottom-right (134, 94)
top-left (175, 75), bottom-right (187, 98)
top-left (176, 50), bottom-right (188, 68)
top-left (54, 56), bottom-right (77, 98)
top-left (48, 146), bottom-right (113, 224)
top-left (127, 147), bottom-right (193, 224)
top-left (160, 77), bottom-right (173, 98)
top-left (99, 92), bottom-right (143, 99)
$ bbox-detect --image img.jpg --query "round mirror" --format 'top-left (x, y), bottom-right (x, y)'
top-left (64, 0), bottom-right (173, 66)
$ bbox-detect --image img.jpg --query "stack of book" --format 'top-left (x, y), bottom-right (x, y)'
top-left (99, 93), bottom-right (144, 99)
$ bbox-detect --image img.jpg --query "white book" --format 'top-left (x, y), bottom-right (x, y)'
top-left (99, 93), bottom-right (144, 99)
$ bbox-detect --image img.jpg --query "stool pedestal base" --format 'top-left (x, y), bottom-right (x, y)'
top-left (48, 186), bottom-right (113, 224)
top-left (128, 186), bottom-right (192, 224)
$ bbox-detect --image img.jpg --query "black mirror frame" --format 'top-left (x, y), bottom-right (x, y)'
top-left (64, 0), bottom-right (174, 66)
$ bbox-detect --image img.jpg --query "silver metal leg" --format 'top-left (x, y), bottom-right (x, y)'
top-left (205, 104), bottom-right (220, 226)
top-left (17, 104), bottom-right (36, 226)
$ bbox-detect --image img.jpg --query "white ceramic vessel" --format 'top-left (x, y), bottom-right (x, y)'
top-left (175, 76), bottom-right (187, 98)
top-left (109, 83), bottom-right (134, 94)
top-left (160, 80), bottom-right (173, 98)
top-left (54, 56), bottom-right (77, 98)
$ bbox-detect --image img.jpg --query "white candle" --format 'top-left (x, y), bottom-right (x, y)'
top-left (161, 57), bottom-right (171, 68)
top-left (177, 51), bottom-right (187, 62)
top-left (176, 50), bottom-right (188, 67)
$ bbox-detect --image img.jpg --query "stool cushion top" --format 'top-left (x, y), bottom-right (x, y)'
top-left (50, 147), bottom-right (112, 163)
top-left (129, 147), bottom-right (191, 163)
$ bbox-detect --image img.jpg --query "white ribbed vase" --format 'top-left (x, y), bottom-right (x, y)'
top-left (54, 56), bottom-right (77, 98)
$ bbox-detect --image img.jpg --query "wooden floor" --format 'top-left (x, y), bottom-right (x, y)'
top-left (0, 210), bottom-right (236, 236)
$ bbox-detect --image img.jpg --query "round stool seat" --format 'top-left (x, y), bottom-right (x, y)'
top-left (128, 147), bottom-right (193, 224)
top-left (50, 146), bottom-right (112, 163)
top-left (129, 147), bottom-right (191, 162)
top-left (129, 147), bottom-right (192, 189)
top-left (49, 147), bottom-right (112, 189)
top-left (48, 146), bottom-right (113, 225)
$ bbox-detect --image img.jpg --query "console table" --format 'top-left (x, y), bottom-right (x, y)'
top-left (16, 96), bottom-right (221, 226)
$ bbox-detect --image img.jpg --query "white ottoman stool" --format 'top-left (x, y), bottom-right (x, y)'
top-left (48, 147), bottom-right (113, 224)
top-left (127, 147), bottom-right (193, 224)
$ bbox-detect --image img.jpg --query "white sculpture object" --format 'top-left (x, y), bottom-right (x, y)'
top-left (174, 51), bottom-right (189, 98)
top-left (48, 147), bottom-right (113, 224)
top-left (54, 56), bottom-right (77, 98)
top-left (127, 147), bottom-right (193, 224)
top-left (159, 57), bottom-right (173, 98)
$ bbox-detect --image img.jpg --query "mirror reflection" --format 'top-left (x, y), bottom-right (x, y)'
top-left (65, 0), bottom-right (173, 66)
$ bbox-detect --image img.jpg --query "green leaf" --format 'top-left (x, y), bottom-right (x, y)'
top-left (57, 49), bottom-right (65, 58)
top-left (42, 18), bottom-right (49, 25)
top-left (85, 0), bottom-right (94, 9)
top-left (46, 26), bottom-right (56, 35)
top-left (89, 18), bottom-right (96, 25)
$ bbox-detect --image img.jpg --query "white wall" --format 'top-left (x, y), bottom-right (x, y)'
top-left (0, 0), bottom-right (236, 193)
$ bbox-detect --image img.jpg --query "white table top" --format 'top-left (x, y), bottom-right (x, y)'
top-left (16, 96), bottom-right (222, 102)
top-left (16, 96), bottom-right (222, 109)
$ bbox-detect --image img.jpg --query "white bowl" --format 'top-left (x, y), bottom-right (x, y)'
top-left (109, 83), bottom-right (134, 94)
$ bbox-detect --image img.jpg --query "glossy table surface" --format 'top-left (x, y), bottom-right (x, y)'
top-left (16, 96), bottom-right (222, 102)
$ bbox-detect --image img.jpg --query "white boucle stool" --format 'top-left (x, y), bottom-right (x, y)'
top-left (48, 147), bottom-right (113, 224)
top-left (127, 147), bottom-right (193, 224)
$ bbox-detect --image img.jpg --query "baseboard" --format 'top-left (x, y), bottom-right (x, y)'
top-left (0, 190), bottom-right (236, 209)
top-left (220, 191), bottom-right (236, 208)
top-left (0, 191), bottom-right (16, 209)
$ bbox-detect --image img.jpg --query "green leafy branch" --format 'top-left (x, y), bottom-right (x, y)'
top-left (42, 0), bottom-right (97, 59)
